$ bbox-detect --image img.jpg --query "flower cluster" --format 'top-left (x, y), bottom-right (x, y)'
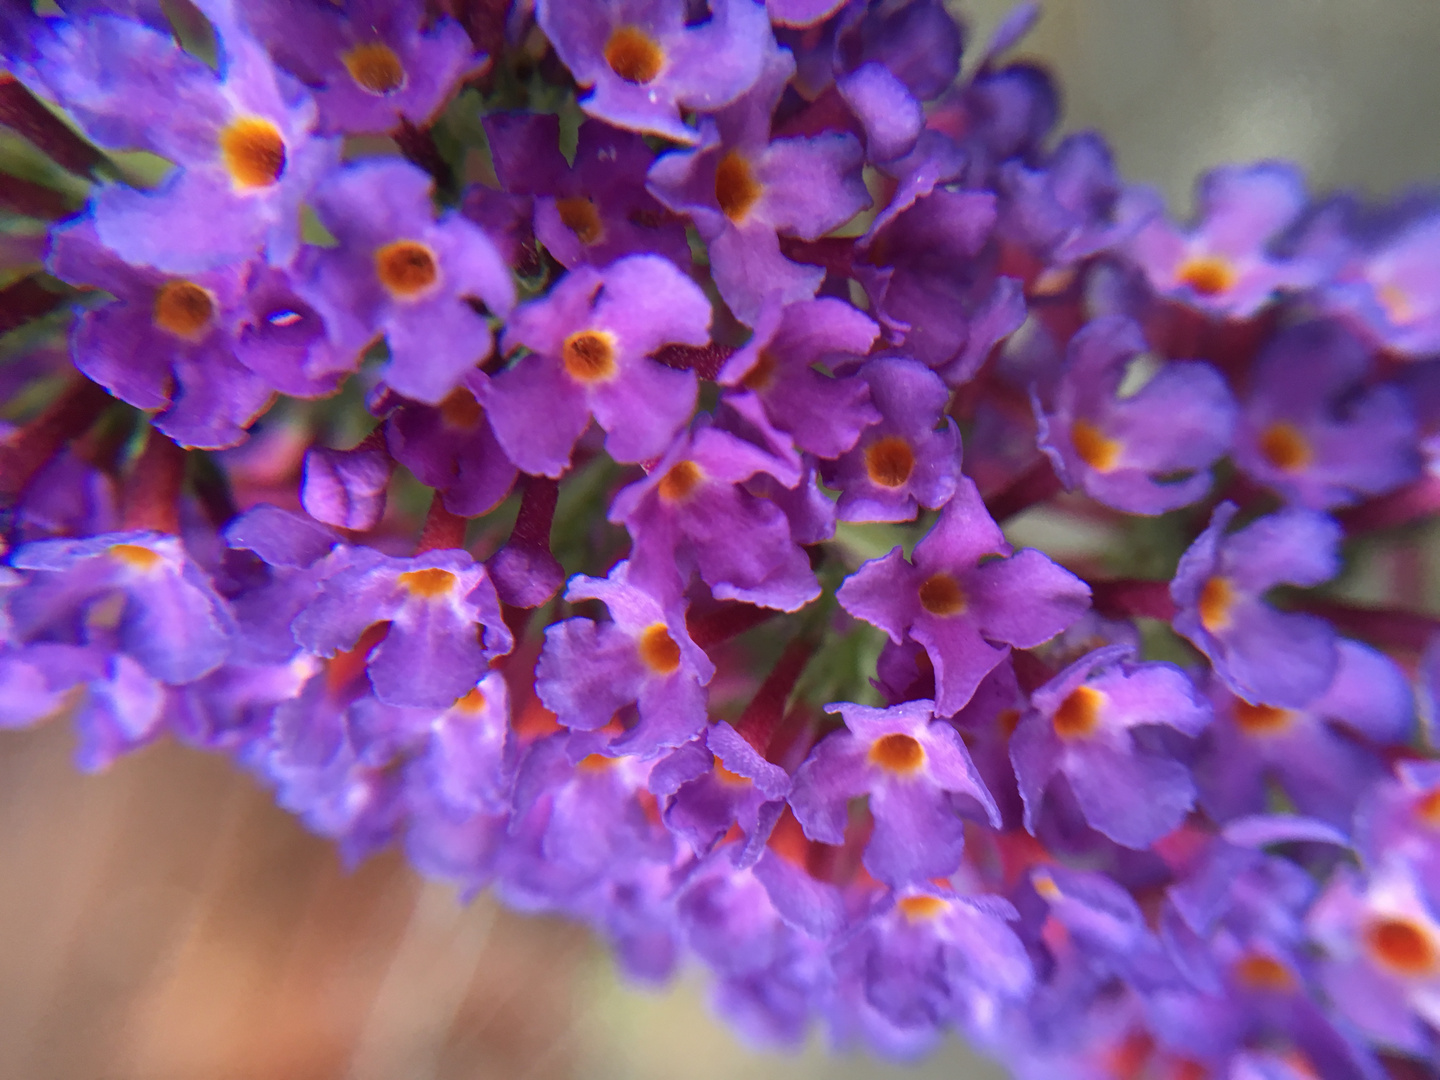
top-left (0, 0), bottom-right (1438, 1074)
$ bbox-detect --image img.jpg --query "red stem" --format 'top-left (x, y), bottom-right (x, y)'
top-left (652, 342), bottom-right (736, 380)
top-left (1339, 474), bottom-right (1440, 536)
top-left (735, 637), bottom-right (816, 755)
top-left (416, 494), bottom-right (468, 554)
top-left (509, 474), bottom-right (558, 550)
top-left (0, 276), bottom-right (66, 336)
top-left (121, 430), bottom-right (186, 533)
top-left (1295, 598), bottom-right (1440, 655)
top-left (984, 455), bottom-right (1063, 523)
top-left (1090, 578), bottom-right (1178, 621)
top-left (0, 376), bottom-right (110, 504)
top-left (0, 76), bottom-right (103, 176)
top-left (686, 601), bottom-right (778, 649)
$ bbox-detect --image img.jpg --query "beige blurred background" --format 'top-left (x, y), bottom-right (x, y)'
top-left (5, 2), bottom-right (1440, 1078)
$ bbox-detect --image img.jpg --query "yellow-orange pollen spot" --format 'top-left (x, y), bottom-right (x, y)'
top-left (398, 567), bottom-right (457, 598)
top-left (1071, 419), bottom-right (1122, 473)
top-left (869, 732), bottom-right (925, 774)
top-left (1365, 917), bottom-right (1438, 977)
top-left (555, 196), bottom-right (604, 245)
top-left (657, 459), bottom-right (703, 502)
top-left (152, 279), bottom-right (215, 340)
top-left (453, 687), bottom-right (488, 715)
top-left (1052, 684), bottom-right (1104, 739)
top-left (1177, 253), bottom-right (1237, 297)
top-left (1232, 953), bottom-right (1295, 992)
top-left (1378, 282), bottom-right (1414, 326)
top-left (375, 240), bottom-right (439, 299)
top-left (897, 895), bottom-right (949, 922)
top-left (637, 623), bottom-right (682, 675)
top-left (1416, 787), bottom-right (1440, 828)
top-left (714, 761), bottom-right (750, 786)
top-left (1198, 576), bottom-right (1235, 634)
top-left (741, 349), bottom-right (779, 393)
top-left (1032, 872), bottom-right (1062, 900)
top-left (219, 116), bottom-right (287, 189)
top-left (715, 150), bottom-right (762, 223)
top-left (864, 435), bottom-right (916, 488)
top-left (109, 543), bottom-right (163, 571)
top-left (1258, 421), bottom-right (1313, 473)
top-left (918, 573), bottom-right (967, 617)
top-left (561, 329), bottom-right (617, 382)
top-left (439, 387), bottom-right (482, 429)
top-left (1232, 700), bottom-right (1294, 736)
top-left (343, 41), bottom-right (407, 95)
top-left (604, 25), bottom-right (664, 84)
top-left (577, 753), bottom-right (620, 773)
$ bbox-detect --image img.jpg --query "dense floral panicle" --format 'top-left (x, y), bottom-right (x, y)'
top-left (7, 531), bottom-right (235, 685)
top-left (537, 0), bottom-right (776, 145)
top-left (34, 13), bottom-right (337, 272)
top-left (486, 254), bottom-right (708, 476)
top-left (838, 477), bottom-right (1091, 716)
top-left (1010, 645), bottom-right (1210, 849)
top-left (291, 545), bottom-right (511, 709)
top-left (646, 48), bottom-right (869, 323)
top-left (1322, 201), bottom-right (1440, 357)
top-left (997, 132), bottom-right (1130, 269)
top-left (717, 296), bottom-right (880, 460)
top-left (1194, 640), bottom-right (1413, 829)
top-left (1035, 315), bottom-right (1235, 515)
top-left (385, 376), bottom-right (517, 518)
top-left (235, 0), bottom-right (479, 133)
top-left (1171, 501), bottom-right (1341, 709)
top-left (788, 699), bottom-right (999, 887)
top-left (610, 423), bottom-right (820, 611)
top-left (1232, 320), bottom-right (1419, 509)
top-left (300, 158), bottom-right (515, 405)
top-left (536, 560), bottom-right (713, 757)
top-left (1310, 860), bottom-right (1440, 1055)
top-left (484, 113), bottom-right (691, 270)
top-left (47, 219), bottom-right (274, 449)
top-left (826, 355), bottom-right (960, 522)
top-left (1117, 162), bottom-right (1321, 318)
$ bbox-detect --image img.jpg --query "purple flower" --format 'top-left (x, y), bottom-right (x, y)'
top-left (300, 158), bottom-right (516, 405)
top-left (535, 560), bottom-right (714, 757)
top-left (1117, 162), bottom-right (1321, 318)
top-left (385, 375), bottom-right (518, 518)
top-left (1171, 502), bottom-right (1341, 709)
top-left (36, 14), bottom-right (337, 272)
top-left (1195, 640), bottom-right (1413, 829)
top-left (47, 219), bottom-right (274, 449)
top-left (7, 531), bottom-right (235, 685)
top-left (788, 699), bottom-right (998, 887)
top-left (1035, 315), bottom-right (1236, 515)
top-left (484, 113), bottom-right (691, 270)
top-left (1232, 320), bottom-right (1419, 510)
top-left (1010, 645), bottom-right (1211, 849)
top-left (609, 423), bottom-right (819, 612)
top-left (825, 355), bottom-right (960, 522)
top-left (649, 721), bottom-right (790, 866)
top-left (238, 0), bottom-right (479, 134)
top-left (647, 48), bottom-right (869, 323)
top-left (837, 476), bottom-right (1091, 716)
top-left (484, 254), bottom-right (708, 476)
top-left (716, 296), bottom-right (880, 461)
top-left (291, 545), bottom-right (511, 710)
top-left (536, 0), bottom-right (776, 146)
top-left (997, 132), bottom-right (1132, 269)
top-left (1322, 204), bottom-right (1440, 358)
top-left (300, 437), bottom-right (393, 531)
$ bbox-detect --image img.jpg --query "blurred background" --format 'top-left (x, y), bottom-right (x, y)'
top-left (3, 2), bottom-right (1440, 1078)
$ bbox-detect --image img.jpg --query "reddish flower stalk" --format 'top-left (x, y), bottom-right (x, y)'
top-left (120, 429), bottom-right (186, 533)
top-left (0, 375), bottom-right (110, 505)
top-left (735, 635), bottom-right (817, 755)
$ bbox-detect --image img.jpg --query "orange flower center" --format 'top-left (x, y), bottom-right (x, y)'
top-left (1365, 917), bottom-right (1438, 977)
top-left (453, 687), bottom-right (488, 714)
top-left (438, 388), bottom-right (482, 429)
top-left (1258, 421), bottom-right (1312, 473)
top-left (657, 459), bottom-right (703, 502)
top-left (741, 349), bottom-right (779, 392)
top-left (896, 895), bottom-right (949, 922)
top-left (1052, 684), bottom-right (1104, 739)
top-left (109, 543), bottom-right (163, 571)
top-left (343, 42), bottom-right (407, 95)
top-left (555, 197), bottom-right (604, 245)
top-left (397, 568), bottom-right (456, 598)
top-left (1071, 419), bottom-right (1121, 472)
top-left (375, 240), bottom-right (440, 299)
top-left (1232, 700), bottom-right (1293, 735)
top-left (1176, 254), bottom-right (1237, 296)
top-left (604, 26), bottom-right (664, 84)
top-left (153, 280), bottom-right (215, 340)
top-left (864, 436), bottom-right (916, 488)
top-left (637, 623), bottom-right (682, 675)
top-left (219, 116), bottom-right (287, 189)
top-left (1232, 953), bottom-right (1295, 992)
top-left (561, 329), bottom-right (617, 382)
top-left (715, 150), bottom-right (762, 223)
top-left (918, 573), bottom-right (966, 617)
top-left (1198, 576), bottom-right (1234, 634)
top-left (869, 732), bottom-right (925, 774)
